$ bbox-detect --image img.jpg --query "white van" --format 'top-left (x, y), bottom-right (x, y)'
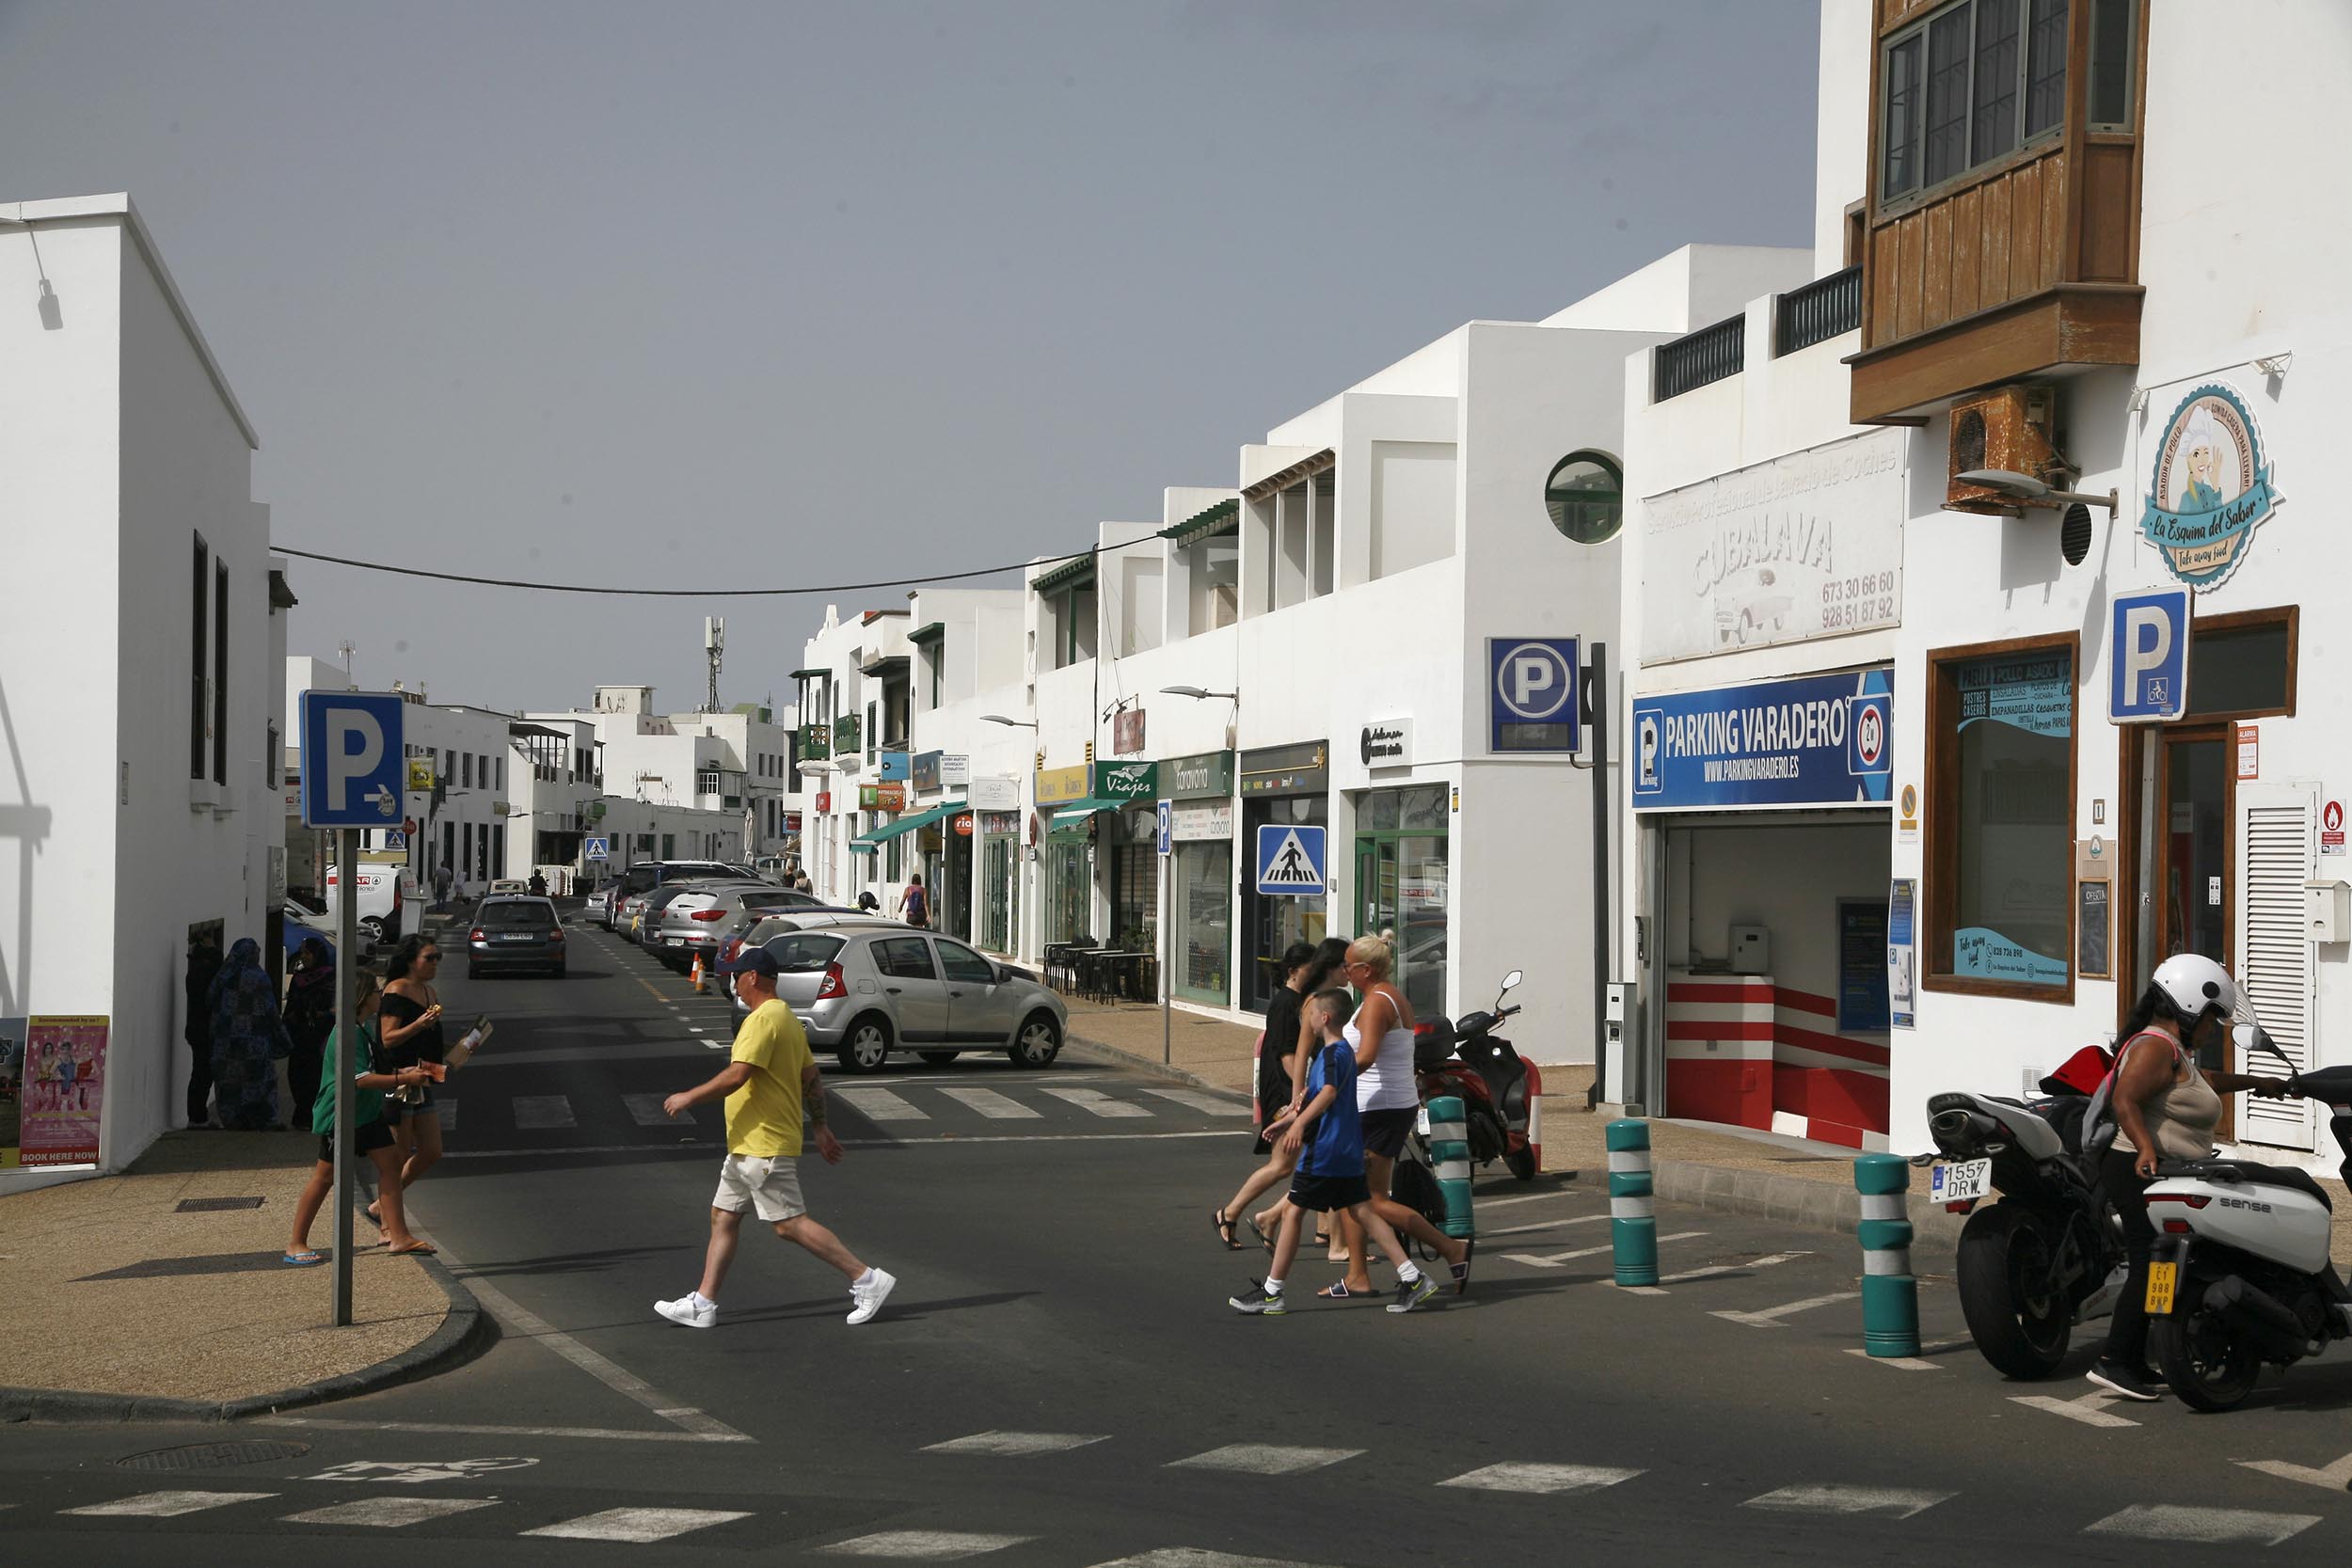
top-left (321, 863), bottom-right (405, 942)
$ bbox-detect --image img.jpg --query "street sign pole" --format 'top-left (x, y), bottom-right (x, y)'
top-left (1588, 641), bottom-right (1610, 1111)
top-left (1157, 800), bottom-right (1172, 1066)
top-left (332, 825), bottom-right (358, 1326)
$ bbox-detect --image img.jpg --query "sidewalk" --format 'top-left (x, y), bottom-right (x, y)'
top-left (0, 1131), bottom-right (478, 1420)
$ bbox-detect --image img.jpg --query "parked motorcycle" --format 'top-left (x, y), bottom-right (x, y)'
top-left (2143, 1024), bottom-right (2352, 1411)
top-left (1922, 1049), bottom-right (2128, 1379)
top-left (1413, 969), bottom-right (1541, 1181)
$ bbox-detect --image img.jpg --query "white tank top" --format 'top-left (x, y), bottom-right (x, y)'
top-left (1345, 1018), bottom-right (1419, 1112)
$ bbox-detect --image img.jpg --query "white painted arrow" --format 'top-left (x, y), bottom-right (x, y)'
top-left (2238, 1449), bottom-right (2352, 1490)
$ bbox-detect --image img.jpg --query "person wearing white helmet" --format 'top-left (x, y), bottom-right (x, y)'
top-left (2089, 953), bottom-right (2298, 1401)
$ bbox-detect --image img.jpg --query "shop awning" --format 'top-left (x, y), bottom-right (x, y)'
top-left (1047, 797), bottom-right (1126, 834)
top-left (851, 800), bottom-right (969, 849)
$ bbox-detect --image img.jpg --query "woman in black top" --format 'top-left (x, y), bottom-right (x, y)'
top-left (1214, 938), bottom-right (1349, 1250)
top-left (372, 934), bottom-right (448, 1225)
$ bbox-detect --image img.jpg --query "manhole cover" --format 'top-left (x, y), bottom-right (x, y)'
top-left (175, 1196), bottom-right (264, 1212)
top-left (118, 1440), bottom-right (310, 1471)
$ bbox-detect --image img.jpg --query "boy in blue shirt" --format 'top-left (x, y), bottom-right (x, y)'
top-left (1232, 989), bottom-right (1440, 1316)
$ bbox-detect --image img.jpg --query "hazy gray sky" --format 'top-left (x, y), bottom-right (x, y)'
top-left (1, 0), bottom-right (1818, 715)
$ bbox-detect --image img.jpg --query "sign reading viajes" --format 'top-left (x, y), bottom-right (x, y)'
top-left (2140, 381), bottom-right (2280, 589)
top-left (1641, 428), bottom-right (1905, 664)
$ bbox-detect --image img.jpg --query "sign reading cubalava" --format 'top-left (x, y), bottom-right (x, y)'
top-left (2140, 381), bottom-right (2280, 589)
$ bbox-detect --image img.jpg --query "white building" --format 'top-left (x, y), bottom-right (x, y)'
top-left (792, 610), bottom-right (914, 910)
top-left (1, 193), bottom-right (290, 1177)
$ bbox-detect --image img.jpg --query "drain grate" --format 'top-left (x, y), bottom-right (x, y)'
top-left (175, 1196), bottom-right (265, 1212)
top-left (118, 1440), bottom-right (310, 1471)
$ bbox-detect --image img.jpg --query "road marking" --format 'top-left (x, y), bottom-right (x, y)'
top-left (838, 1086), bottom-right (930, 1121)
top-left (1482, 1213), bottom-right (1610, 1238)
top-left (1710, 1291), bottom-right (1859, 1328)
top-left (64, 1491), bottom-right (276, 1517)
top-left (523, 1507), bottom-right (754, 1543)
top-left (1607, 1250), bottom-right (1810, 1295)
top-left (262, 1418), bottom-right (731, 1443)
top-left (1089, 1554), bottom-right (1338, 1568)
top-left (1472, 1190), bottom-right (1591, 1211)
top-left (1743, 1484), bottom-right (1953, 1519)
top-left (513, 1095), bottom-right (576, 1130)
top-left (2238, 1449), bottom-right (2352, 1489)
top-left (635, 979), bottom-right (671, 1004)
top-left (281, 1497), bottom-right (502, 1528)
top-left (2084, 1504), bottom-right (2320, 1546)
top-left (623, 1093), bottom-right (678, 1127)
top-left (1142, 1087), bottom-right (1248, 1117)
top-left (937, 1087), bottom-right (1043, 1120)
top-left (1168, 1444), bottom-right (1361, 1475)
top-left (1039, 1085), bottom-right (1152, 1118)
top-left (2009, 1388), bottom-right (2142, 1429)
top-left (923, 1430), bottom-right (1109, 1456)
top-left (1843, 1338), bottom-right (1968, 1371)
top-left (445, 1129), bottom-right (1241, 1159)
top-left (1504, 1231), bottom-right (1704, 1268)
top-left (1438, 1462), bottom-right (1643, 1496)
top-left (820, 1530), bottom-right (1036, 1559)
top-left (308, 1458), bottom-right (536, 1483)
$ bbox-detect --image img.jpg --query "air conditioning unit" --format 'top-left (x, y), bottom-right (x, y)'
top-left (1947, 383), bottom-right (2058, 515)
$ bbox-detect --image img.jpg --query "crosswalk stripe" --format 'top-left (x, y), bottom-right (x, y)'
top-left (2084, 1504), bottom-right (2321, 1546)
top-left (937, 1087), bottom-right (1043, 1121)
top-left (2010, 1390), bottom-right (2142, 1429)
top-left (1089, 1553), bottom-right (1340, 1568)
top-left (838, 1086), bottom-right (930, 1121)
top-left (1141, 1087), bottom-right (1248, 1117)
top-left (1610, 1249), bottom-right (1810, 1295)
top-left (521, 1507), bottom-right (753, 1543)
top-left (1438, 1463), bottom-right (1643, 1496)
top-left (1504, 1231), bottom-right (1704, 1268)
top-left (1482, 1214), bottom-right (1609, 1238)
top-left (1743, 1484), bottom-right (1953, 1519)
top-left (281, 1497), bottom-right (502, 1528)
top-left (512, 1096), bottom-right (576, 1130)
top-left (923, 1430), bottom-right (1107, 1456)
top-left (1039, 1085), bottom-right (1152, 1119)
top-left (622, 1094), bottom-right (675, 1128)
top-left (820, 1530), bottom-right (1036, 1559)
top-left (64, 1491), bottom-right (277, 1517)
top-left (1710, 1291), bottom-right (1858, 1328)
top-left (1168, 1444), bottom-right (1360, 1475)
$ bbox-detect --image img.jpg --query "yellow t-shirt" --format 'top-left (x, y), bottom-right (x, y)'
top-left (726, 999), bottom-right (814, 1157)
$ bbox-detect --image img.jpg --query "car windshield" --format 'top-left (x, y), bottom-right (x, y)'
top-left (480, 902), bottom-right (555, 928)
top-left (765, 933), bottom-right (845, 973)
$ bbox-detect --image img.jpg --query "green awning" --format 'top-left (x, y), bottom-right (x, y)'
top-left (852, 800), bottom-right (968, 848)
top-left (1032, 552), bottom-right (1097, 596)
top-left (1047, 797), bottom-right (1126, 832)
top-left (1160, 496), bottom-right (1238, 545)
top-left (907, 621), bottom-right (946, 646)
top-left (789, 666), bottom-right (829, 680)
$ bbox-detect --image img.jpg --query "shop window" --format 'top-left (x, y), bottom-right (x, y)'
top-left (2183, 610), bottom-right (2295, 721)
top-left (1544, 451), bottom-right (1623, 545)
top-left (1926, 637), bottom-right (2076, 999)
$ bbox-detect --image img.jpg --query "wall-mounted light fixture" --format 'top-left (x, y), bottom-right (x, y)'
top-left (1955, 468), bottom-right (2119, 516)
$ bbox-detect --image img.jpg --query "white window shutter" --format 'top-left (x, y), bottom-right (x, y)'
top-left (2235, 784), bottom-right (2317, 1151)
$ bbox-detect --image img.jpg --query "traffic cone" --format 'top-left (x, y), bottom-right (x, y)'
top-left (691, 954), bottom-right (707, 992)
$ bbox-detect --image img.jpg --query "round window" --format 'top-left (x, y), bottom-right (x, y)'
top-left (1545, 451), bottom-right (1623, 545)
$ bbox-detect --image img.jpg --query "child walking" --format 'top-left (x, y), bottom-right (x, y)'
top-left (286, 974), bottom-right (436, 1263)
top-left (1231, 989), bottom-right (1442, 1316)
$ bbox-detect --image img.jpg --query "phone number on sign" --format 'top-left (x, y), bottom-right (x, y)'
top-left (1820, 571), bottom-right (1897, 629)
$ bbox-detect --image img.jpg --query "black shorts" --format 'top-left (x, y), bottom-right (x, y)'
top-left (320, 1119), bottom-right (394, 1164)
top-left (1289, 1171), bottom-right (1372, 1212)
top-left (1359, 1106), bottom-right (1417, 1160)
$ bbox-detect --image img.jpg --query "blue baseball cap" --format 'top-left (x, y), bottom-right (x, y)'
top-left (718, 946), bottom-right (781, 977)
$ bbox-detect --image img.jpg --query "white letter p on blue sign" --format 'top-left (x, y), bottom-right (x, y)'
top-left (326, 711), bottom-right (383, 814)
top-left (2109, 587), bottom-right (2191, 723)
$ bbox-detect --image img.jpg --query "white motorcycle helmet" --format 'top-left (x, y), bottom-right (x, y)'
top-left (2149, 952), bottom-right (2244, 1027)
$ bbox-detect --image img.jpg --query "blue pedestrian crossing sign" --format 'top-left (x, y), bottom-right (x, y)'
top-left (298, 690), bottom-right (406, 829)
top-left (384, 829), bottom-right (408, 850)
top-left (583, 835), bottom-right (611, 862)
top-left (1255, 824), bottom-right (1327, 896)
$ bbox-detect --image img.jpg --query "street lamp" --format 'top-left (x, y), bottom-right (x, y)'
top-left (981, 714), bottom-right (1039, 729)
top-left (1159, 686), bottom-right (1237, 702)
top-left (1955, 468), bottom-right (2119, 515)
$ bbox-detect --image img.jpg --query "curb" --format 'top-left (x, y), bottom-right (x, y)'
top-left (1649, 1156), bottom-right (1965, 1257)
top-left (0, 1248), bottom-right (493, 1426)
top-left (1061, 1029), bottom-right (1252, 1102)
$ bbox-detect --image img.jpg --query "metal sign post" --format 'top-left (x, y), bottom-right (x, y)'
top-left (332, 827), bottom-right (358, 1325)
top-left (1157, 800), bottom-right (1172, 1066)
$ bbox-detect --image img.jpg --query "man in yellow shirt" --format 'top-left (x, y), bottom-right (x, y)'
top-left (656, 946), bottom-right (897, 1327)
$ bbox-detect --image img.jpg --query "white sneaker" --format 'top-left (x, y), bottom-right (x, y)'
top-left (655, 1292), bottom-right (715, 1329)
top-left (846, 1268), bottom-right (896, 1325)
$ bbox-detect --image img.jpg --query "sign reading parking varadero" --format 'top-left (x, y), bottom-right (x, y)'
top-left (299, 691), bottom-right (406, 828)
top-left (1631, 668), bottom-right (1892, 811)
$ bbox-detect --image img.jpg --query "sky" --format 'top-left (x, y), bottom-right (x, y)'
top-left (0, 0), bottom-right (1820, 717)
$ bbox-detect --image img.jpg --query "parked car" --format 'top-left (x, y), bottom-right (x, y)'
top-left (486, 878), bottom-right (528, 896)
top-left (716, 906), bottom-right (875, 971)
top-left (728, 927), bottom-right (1064, 1073)
top-left (320, 863), bottom-right (404, 943)
top-left (653, 882), bottom-right (829, 971)
top-left (632, 882), bottom-right (720, 955)
top-left (465, 895), bottom-right (567, 978)
top-left (585, 885), bottom-right (614, 928)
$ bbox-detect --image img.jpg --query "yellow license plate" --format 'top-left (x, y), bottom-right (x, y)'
top-left (2144, 1259), bottom-right (2179, 1316)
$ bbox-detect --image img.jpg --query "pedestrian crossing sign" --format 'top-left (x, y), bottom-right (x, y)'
top-left (384, 829), bottom-right (408, 850)
top-left (583, 835), bottom-right (610, 861)
top-left (1255, 824), bottom-right (1327, 896)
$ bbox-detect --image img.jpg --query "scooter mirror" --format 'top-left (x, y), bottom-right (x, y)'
top-left (2233, 1022), bottom-right (2296, 1076)
top-left (1501, 969), bottom-right (1523, 992)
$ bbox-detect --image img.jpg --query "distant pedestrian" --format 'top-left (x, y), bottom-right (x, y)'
top-left (281, 937), bottom-right (337, 1122)
top-left (183, 930), bottom-right (223, 1127)
top-left (794, 870), bottom-right (814, 895)
top-left (206, 938), bottom-right (291, 1131)
top-left (1231, 989), bottom-right (1439, 1316)
top-left (655, 945), bottom-right (897, 1329)
top-left (432, 863), bottom-right (453, 909)
top-left (1214, 938), bottom-right (1346, 1250)
top-left (529, 869), bottom-right (548, 898)
top-left (286, 974), bottom-right (436, 1263)
top-left (371, 935), bottom-right (447, 1227)
top-left (898, 874), bottom-right (930, 928)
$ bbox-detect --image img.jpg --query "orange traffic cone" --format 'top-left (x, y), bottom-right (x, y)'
top-left (691, 953), bottom-right (707, 992)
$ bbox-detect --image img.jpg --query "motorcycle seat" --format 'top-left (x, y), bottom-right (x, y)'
top-left (2166, 1158), bottom-right (2332, 1210)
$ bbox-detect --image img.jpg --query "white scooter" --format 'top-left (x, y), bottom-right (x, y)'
top-left (2141, 1024), bottom-right (2352, 1411)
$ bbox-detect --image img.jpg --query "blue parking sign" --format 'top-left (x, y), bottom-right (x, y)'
top-left (298, 691), bottom-right (406, 829)
top-left (2110, 586), bottom-right (2192, 722)
top-left (1155, 800), bottom-right (1171, 857)
top-left (1487, 637), bottom-right (1580, 753)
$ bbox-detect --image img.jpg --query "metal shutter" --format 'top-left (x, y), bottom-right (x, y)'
top-left (2235, 784), bottom-right (2317, 1151)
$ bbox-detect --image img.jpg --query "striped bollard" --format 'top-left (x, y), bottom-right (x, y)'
top-left (1607, 1118), bottom-right (1658, 1287)
top-left (1855, 1153), bottom-right (1920, 1357)
top-left (1424, 1095), bottom-right (1475, 1240)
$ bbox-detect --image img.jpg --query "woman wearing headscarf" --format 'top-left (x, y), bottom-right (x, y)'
top-left (206, 937), bottom-right (291, 1130)
top-left (281, 938), bottom-right (337, 1124)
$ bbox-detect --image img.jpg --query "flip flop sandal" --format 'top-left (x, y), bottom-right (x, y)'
top-left (386, 1242), bottom-right (437, 1257)
top-left (1452, 1237), bottom-right (1477, 1294)
top-left (1213, 1210), bottom-right (1242, 1250)
top-left (281, 1250), bottom-right (326, 1267)
top-left (1316, 1281), bottom-right (1375, 1299)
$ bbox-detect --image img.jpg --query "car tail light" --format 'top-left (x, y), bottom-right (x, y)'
top-left (1945, 1199), bottom-right (1979, 1214)
top-left (549, 929), bottom-right (564, 944)
top-left (691, 910), bottom-right (724, 922)
top-left (2162, 1218), bottom-right (2193, 1235)
top-left (2148, 1193), bottom-right (2213, 1208)
top-left (720, 939), bottom-right (742, 964)
top-left (815, 962), bottom-right (847, 1001)
top-left (469, 928), bottom-right (485, 942)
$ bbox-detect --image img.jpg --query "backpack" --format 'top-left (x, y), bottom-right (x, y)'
top-left (2081, 1030), bottom-right (2185, 1161)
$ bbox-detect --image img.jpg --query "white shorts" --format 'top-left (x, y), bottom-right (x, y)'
top-left (712, 1153), bottom-right (806, 1223)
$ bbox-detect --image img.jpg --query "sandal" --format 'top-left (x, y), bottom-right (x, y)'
top-left (281, 1249), bottom-right (325, 1267)
top-left (386, 1241), bottom-right (437, 1257)
top-left (1213, 1209), bottom-right (1242, 1250)
top-left (1317, 1281), bottom-right (1375, 1299)
top-left (1452, 1237), bottom-right (1477, 1295)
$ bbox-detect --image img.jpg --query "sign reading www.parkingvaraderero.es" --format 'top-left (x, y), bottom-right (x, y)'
top-left (1640, 428), bottom-right (1905, 665)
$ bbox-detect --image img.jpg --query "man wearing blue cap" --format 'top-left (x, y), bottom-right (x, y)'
top-left (655, 944), bottom-right (897, 1328)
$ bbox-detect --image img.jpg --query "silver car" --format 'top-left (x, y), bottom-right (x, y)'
top-left (730, 927), bottom-right (1065, 1073)
top-left (656, 882), bottom-right (829, 968)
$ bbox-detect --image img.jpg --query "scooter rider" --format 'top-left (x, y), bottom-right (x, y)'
top-left (2090, 953), bottom-right (2297, 1402)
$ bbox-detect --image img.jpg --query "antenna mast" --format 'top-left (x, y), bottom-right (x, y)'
top-left (703, 617), bottom-right (725, 713)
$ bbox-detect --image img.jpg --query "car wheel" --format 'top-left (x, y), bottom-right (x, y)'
top-left (360, 916), bottom-right (387, 942)
top-left (838, 1016), bottom-right (893, 1074)
top-left (918, 1051), bottom-right (959, 1067)
top-left (468, 964), bottom-right (481, 980)
top-left (1009, 1012), bottom-right (1062, 1069)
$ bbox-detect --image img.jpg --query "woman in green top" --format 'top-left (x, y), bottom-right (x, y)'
top-left (286, 974), bottom-right (437, 1263)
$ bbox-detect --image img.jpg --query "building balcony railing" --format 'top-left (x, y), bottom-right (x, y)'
top-left (1653, 312), bottom-right (1745, 402)
top-left (1774, 266), bottom-right (1861, 357)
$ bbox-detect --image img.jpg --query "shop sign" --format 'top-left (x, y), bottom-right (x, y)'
top-left (2140, 381), bottom-right (2281, 590)
top-left (1887, 880), bottom-right (1916, 1030)
top-left (878, 752), bottom-right (912, 782)
top-left (783, 812), bottom-right (802, 831)
top-left (1113, 708), bottom-right (1147, 755)
top-left (979, 811), bottom-right (1019, 836)
top-left (1640, 428), bottom-right (1905, 664)
top-left (1036, 764), bottom-right (1090, 805)
top-left (1097, 760), bottom-right (1158, 801)
top-left (1164, 750), bottom-right (1234, 800)
top-left (952, 813), bottom-right (974, 837)
top-left (832, 713), bottom-right (860, 754)
top-left (912, 751), bottom-right (942, 791)
top-left (1359, 718), bottom-right (1413, 768)
top-left (1631, 667), bottom-right (1893, 812)
top-left (799, 723), bottom-right (832, 762)
top-left (1238, 740), bottom-right (1328, 798)
top-left (17, 1015), bottom-right (107, 1168)
top-left (1170, 800), bottom-right (1234, 842)
top-left (814, 791), bottom-right (833, 812)
top-left (941, 753), bottom-right (971, 786)
top-left (859, 783), bottom-right (905, 812)
top-left (969, 775), bottom-right (1019, 811)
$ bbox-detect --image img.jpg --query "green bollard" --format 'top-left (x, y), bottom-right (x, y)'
top-left (1424, 1096), bottom-right (1475, 1240)
top-left (1854, 1152), bottom-right (1920, 1356)
top-left (1606, 1118), bottom-right (1658, 1287)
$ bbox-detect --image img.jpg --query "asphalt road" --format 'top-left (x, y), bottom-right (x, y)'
top-left (7, 921), bottom-right (2352, 1565)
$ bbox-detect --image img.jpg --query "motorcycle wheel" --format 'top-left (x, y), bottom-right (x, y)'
top-left (1503, 1145), bottom-right (1538, 1180)
top-left (2150, 1301), bottom-right (2262, 1412)
top-left (1955, 1204), bottom-right (2073, 1380)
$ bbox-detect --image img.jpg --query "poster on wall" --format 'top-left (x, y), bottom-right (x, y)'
top-left (1838, 900), bottom-right (1891, 1032)
top-left (0, 1015), bottom-right (24, 1168)
top-left (1886, 881), bottom-right (1916, 1031)
top-left (18, 1015), bottom-right (108, 1168)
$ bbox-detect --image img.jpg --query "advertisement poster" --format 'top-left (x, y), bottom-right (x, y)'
top-left (19, 1015), bottom-right (108, 1168)
top-left (0, 1015), bottom-right (24, 1168)
top-left (1886, 881), bottom-right (1916, 1031)
top-left (1838, 899), bottom-right (1891, 1032)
